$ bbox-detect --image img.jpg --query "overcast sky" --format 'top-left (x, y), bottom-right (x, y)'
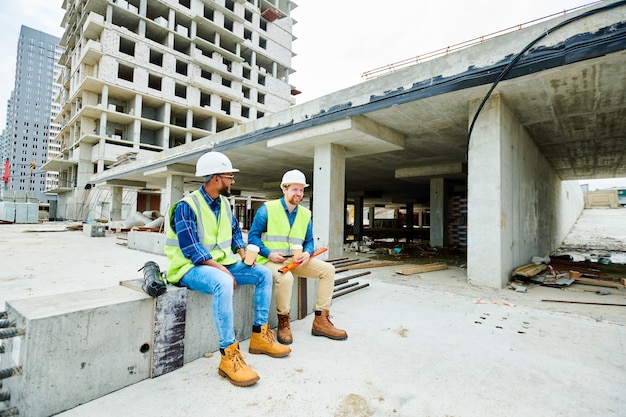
top-left (1, 0), bottom-right (623, 187)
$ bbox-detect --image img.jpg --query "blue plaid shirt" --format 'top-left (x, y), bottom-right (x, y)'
top-left (172, 187), bottom-right (245, 265)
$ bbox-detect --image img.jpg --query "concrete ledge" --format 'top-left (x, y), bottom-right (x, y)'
top-left (1, 276), bottom-right (317, 416)
top-left (127, 231), bottom-right (165, 255)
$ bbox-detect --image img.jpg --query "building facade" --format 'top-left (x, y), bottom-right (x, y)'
top-left (3, 26), bottom-right (60, 202)
top-left (44, 0), bottom-right (297, 220)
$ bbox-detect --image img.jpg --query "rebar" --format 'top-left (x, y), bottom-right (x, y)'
top-left (0, 391), bottom-right (10, 402)
top-left (0, 320), bottom-right (14, 329)
top-left (0, 345), bottom-right (4, 354)
top-left (0, 312), bottom-right (6, 319)
top-left (0, 366), bottom-right (22, 380)
top-left (332, 283), bottom-right (370, 299)
top-left (0, 406), bottom-right (19, 416)
top-left (0, 329), bottom-right (23, 340)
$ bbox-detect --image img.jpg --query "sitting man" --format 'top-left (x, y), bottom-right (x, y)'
top-left (165, 151), bottom-right (290, 387)
top-left (248, 169), bottom-right (347, 345)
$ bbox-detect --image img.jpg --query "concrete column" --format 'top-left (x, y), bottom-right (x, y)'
top-left (467, 94), bottom-right (512, 289)
top-left (429, 178), bottom-right (446, 247)
top-left (163, 175), bottom-right (185, 216)
top-left (405, 203), bottom-right (414, 242)
top-left (111, 186), bottom-right (123, 221)
top-left (353, 196), bottom-right (363, 241)
top-left (312, 143), bottom-right (345, 259)
top-left (368, 207), bottom-right (375, 229)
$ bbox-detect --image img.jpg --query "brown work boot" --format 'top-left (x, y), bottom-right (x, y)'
top-left (277, 314), bottom-right (293, 345)
top-left (249, 324), bottom-right (291, 358)
top-left (218, 341), bottom-right (259, 387)
top-left (312, 310), bottom-right (348, 340)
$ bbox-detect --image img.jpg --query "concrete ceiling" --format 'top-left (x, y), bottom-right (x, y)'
top-left (96, 3), bottom-right (626, 206)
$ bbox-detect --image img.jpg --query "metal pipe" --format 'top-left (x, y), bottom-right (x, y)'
top-left (332, 283), bottom-right (370, 299)
top-left (334, 271), bottom-right (371, 286)
top-left (334, 282), bottom-right (360, 292)
top-left (0, 366), bottom-right (22, 380)
top-left (0, 329), bottom-right (24, 340)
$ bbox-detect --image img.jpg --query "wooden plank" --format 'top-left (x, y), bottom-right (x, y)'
top-left (512, 263), bottom-right (547, 277)
top-left (152, 286), bottom-right (186, 378)
top-left (336, 260), bottom-right (403, 272)
top-left (573, 277), bottom-right (626, 289)
top-left (395, 262), bottom-right (448, 275)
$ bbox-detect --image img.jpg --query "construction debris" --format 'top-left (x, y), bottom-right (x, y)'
top-left (510, 254), bottom-right (625, 292)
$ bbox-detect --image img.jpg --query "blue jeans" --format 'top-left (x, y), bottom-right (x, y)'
top-left (179, 260), bottom-right (272, 349)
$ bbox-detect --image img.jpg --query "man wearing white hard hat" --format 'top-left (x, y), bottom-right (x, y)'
top-left (248, 169), bottom-right (348, 345)
top-left (165, 151), bottom-right (290, 387)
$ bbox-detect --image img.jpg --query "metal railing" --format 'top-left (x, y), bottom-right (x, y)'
top-left (361, 2), bottom-right (600, 80)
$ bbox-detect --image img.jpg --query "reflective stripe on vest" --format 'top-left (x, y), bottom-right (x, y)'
top-left (165, 191), bottom-right (236, 283)
top-left (257, 199), bottom-right (310, 264)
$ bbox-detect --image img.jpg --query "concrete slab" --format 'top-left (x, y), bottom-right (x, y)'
top-left (1, 215), bottom-right (625, 416)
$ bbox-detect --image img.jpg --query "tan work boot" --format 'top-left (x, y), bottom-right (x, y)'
top-left (312, 310), bottom-right (348, 340)
top-left (218, 341), bottom-right (259, 387)
top-left (277, 313), bottom-right (293, 345)
top-left (249, 324), bottom-right (291, 358)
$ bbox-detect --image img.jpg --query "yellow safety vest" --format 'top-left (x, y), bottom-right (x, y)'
top-left (165, 190), bottom-right (236, 283)
top-left (256, 199), bottom-right (311, 265)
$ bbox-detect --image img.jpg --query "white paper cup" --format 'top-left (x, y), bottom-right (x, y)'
top-left (291, 244), bottom-right (303, 258)
top-left (244, 244), bottom-right (259, 265)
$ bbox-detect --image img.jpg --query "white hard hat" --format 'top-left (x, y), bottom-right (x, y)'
top-left (280, 169), bottom-right (309, 188)
top-left (195, 152), bottom-right (239, 177)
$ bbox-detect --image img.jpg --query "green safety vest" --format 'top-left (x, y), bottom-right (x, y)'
top-left (165, 190), bottom-right (236, 283)
top-left (256, 199), bottom-right (311, 265)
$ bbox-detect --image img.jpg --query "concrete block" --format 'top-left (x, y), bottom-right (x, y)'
top-left (0, 201), bottom-right (15, 222)
top-left (26, 202), bottom-right (39, 223)
top-left (83, 223), bottom-right (106, 237)
top-left (14, 203), bottom-right (29, 223)
top-left (1, 189), bottom-right (15, 201)
top-left (2, 286), bottom-right (153, 417)
top-left (127, 231), bottom-right (165, 255)
top-left (14, 190), bottom-right (27, 203)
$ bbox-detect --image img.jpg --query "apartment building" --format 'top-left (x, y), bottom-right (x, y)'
top-left (44, 0), bottom-right (297, 220)
top-left (3, 26), bottom-right (60, 202)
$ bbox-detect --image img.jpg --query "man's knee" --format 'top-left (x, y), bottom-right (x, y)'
top-left (275, 272), bottom-right (294, 288)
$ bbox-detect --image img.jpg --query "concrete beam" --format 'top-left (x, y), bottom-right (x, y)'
top-left (397, 163), bottom-right (467, 178)
top-left (267, 115), bottom-right (405, 158)
top-left (103, 179), bottom-right (147, 188)
top-left (143, 163), bottom-right (195, 178)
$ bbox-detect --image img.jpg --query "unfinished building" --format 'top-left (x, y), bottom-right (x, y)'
top-left (42, 0), bottom-right (297, 220)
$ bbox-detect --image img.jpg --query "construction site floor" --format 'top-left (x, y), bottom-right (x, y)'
top-left (1, 209), bottom-right (626, 417)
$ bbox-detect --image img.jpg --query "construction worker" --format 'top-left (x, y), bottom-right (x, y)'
top-left (165, 151), bottom-right (290, 387)
top-left (248, 169), bottom-right (348, 345)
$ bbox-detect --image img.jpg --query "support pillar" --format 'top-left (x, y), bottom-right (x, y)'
top-left (405, 203), bottom-right (414, 242)
top-left (429, 178), bottom-right (446, 247)
top-left (111, 186), bottom-right (123, 221)
top-left (353, 196), bottom-right (363, 241)
top-left (163, 175), bottom-right (184, 216)
top-left (312, 143), bottom-right (345, 259)
top-left (467, 94), bottom-right (513, 289)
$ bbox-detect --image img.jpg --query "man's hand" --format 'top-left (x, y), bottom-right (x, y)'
top-left (294, 251), bottom-right (310, 266)
top-left (203, 259), bottom-right (237, 289)
top-left (268, 252), bottom-right (288, 264)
